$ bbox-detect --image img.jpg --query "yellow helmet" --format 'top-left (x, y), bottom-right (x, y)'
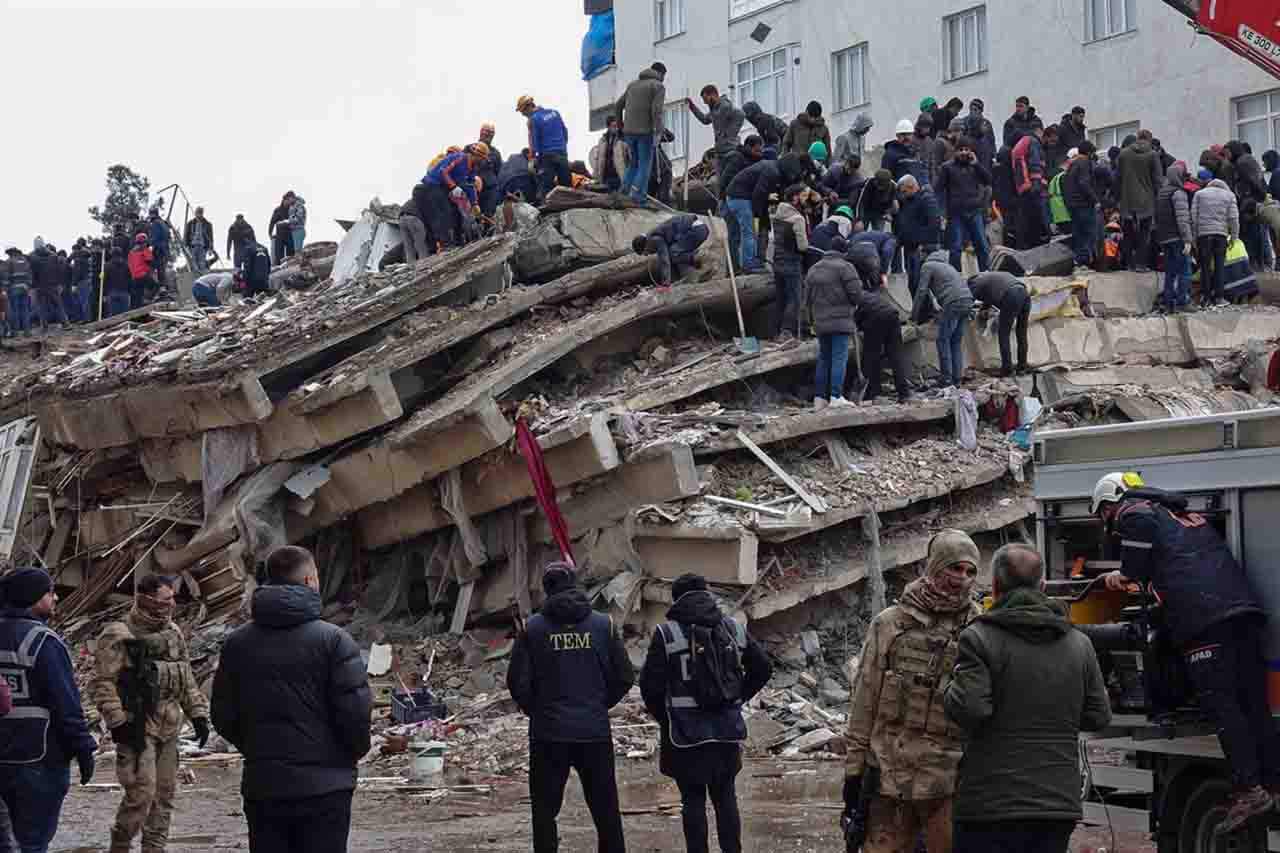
top-left (516, 95), bottom-right (535, 113)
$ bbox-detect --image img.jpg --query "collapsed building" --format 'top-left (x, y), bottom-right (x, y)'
top-left (4, 192), bottom-right (1279, 743)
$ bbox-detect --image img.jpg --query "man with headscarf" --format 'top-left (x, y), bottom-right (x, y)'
top-left (0, 569), bottom-right (96, 853)
top-left (507, 563), bottom-right (634, 853)
top-left (92, 575), bottom-right (209, 853)
top-left (843, 530), bottom-right (982, 853)
top-left (640, 573), bottom-right (771, 853)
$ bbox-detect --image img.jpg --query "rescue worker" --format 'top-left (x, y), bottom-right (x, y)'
top-left (507, 562), bottom-right (634, 853)
top-left (517, 95), bottom-right (572, 198)
top-left (237, 240), bottom-right (272, 298)
top-left (638, 573), bottom-right (772, 853)
top-left (422, 144), bottom-right (487, 251)
top-left (475, 123), bottom-right (504, 218)
top-left (843, 530), bottom-right (981, 853)
top-left (1094, 473), bottom-right (1278, 832)
top-left (631, 214), bottom-right (710, 288)
top-left (0, 568), bottom-right (97, 853)
top-left (92, 575), bottom-right (209, 853)
top-left (967, 271), bottom-right (1030, 376)
top-left (2, 247), bottom-right (33, 336)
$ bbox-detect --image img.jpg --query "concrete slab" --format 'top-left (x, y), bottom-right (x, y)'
top-left (1085, 271), bottom-right (1162, 316)
top-left (635, 525), bottom-right (759, 586)
top-left (1037, 365), bottom-right (1216, 404)
top-left (625, 340), bottom-right (819, 412)
top-left (1183, 309), bottom-right (1280, 359)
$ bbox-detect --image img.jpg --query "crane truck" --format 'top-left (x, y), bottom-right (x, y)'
top-left (1161, 0), bottom-right (1280, 80)
top-left (1034, 407), bottom-right (1280, 852)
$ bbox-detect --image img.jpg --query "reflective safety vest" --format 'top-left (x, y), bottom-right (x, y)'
top-left (0, 619), bottom-right (59, 764)
top-left (657, 619), bottom-right (748, 748)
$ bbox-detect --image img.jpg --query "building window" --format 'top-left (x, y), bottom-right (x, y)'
top-left (942, 6), bottom-right (987, 81)
top-left (655, 0), bottom-right (685, 41)
top-left (1086, 0), bottom-right (1136, 42)
top-left (730, 0), bottom-right (778, 19)
top-left (1089, 121), bottom-right (1140, 152)
top-left (1234, 89), bottom-right (1280, 155)
top-left (832, 44), bottom-right (869, 112)
top-left (663, 104), bottom-right (690, 161)
top-left (736, 47), bottom-right (792, 119)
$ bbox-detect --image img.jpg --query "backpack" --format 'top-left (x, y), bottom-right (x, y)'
top-left (684, 620), bottom-right (746, 710)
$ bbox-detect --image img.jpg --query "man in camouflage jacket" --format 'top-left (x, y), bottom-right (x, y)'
top-left (843, 529), bottom-right (982, 853)
top-left (91, 576), bottom-right (209, 853)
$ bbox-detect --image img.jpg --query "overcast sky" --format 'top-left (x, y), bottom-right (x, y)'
top-left (2, 0), bottom-right (593, 252)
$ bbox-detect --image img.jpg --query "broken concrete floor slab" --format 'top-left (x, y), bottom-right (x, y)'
top-left (1037, 365), bottom-right (1216, 404)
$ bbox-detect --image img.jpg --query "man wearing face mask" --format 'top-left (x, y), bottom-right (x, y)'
top-left (92, 575), bottom-right (209, 853)
top-left (843, 530), bottom-right (982, 853)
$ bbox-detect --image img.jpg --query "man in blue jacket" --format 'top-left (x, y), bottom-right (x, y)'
top-left (423, 145), bottom-right (487, 251)
top-left (517, 96), bottom-right (571, 198)
top-left (631, 214), bottom-right (710, 287)
top-left (147, 209), bottom-right (170, 289)
top-left (895, 175), bottom-right (942, 298)
top-left (508, 563), bottom-right (634, 853)
top-left (0, 569), bottom-right (97, 853)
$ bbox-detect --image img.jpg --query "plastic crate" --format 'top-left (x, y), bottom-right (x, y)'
top-left (391, 689), bottom-right (448, 724)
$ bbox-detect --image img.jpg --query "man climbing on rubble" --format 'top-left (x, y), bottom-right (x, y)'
top-left (631, 214), bottom-right (709, 288)
top-left (613, 63), bottom-right (666, 205)
top-left (912, 249), bottom-right (974, 389)
top-left (687, 85), bottom-right (744, 177)
top-left (945, 544), bottom-right (1111, 853)
top-left (507, 562), bottom-right (633, 853)
top-left (226, 215), bottom-right (255, 269)
top-left (91, 575), bottom-right (210, 853)
top-left (1094, 473), bottom-right (1278, 833)
top-left (843, 530), bottom-right (981, 853)
top-left (967, 271), bottom-right (1030, 377)
top-left (213, 546), bottom-right (371, 853)
top-left (498, 148), bottom-right (540, 205)
top-left (127, 235), bottom-right (154, 311)
top-left (769, 183), bottom-right (810, 340)
top-left (398, 184), bottom-right (431, 265)
top-left (422, 144), bottom-right (487, 252)
top-left (268, 194), bottom-right (294, 265)
top-left (717, 135), bottom-right (763, 272)
top-left (0, 568), bottom-right (97, 853)
top-left (237, 238), bottom-right (272, 299)
top-left (639, 573), bottom-right (771, 853)
top-left (805, 236), bottom-right (864, 409)
top-left (517, 95), bottom-right (572, 199)
top-left (183, 208), bottom-right (214, 274)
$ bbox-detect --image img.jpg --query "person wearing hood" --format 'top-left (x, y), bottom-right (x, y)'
top-left (1154, 161), bottom-right (1195, 312)
top-left (823, 153), bottom-right (867, 209)
top-left (1117, 130), bottom-right (1162, 271)
top-left (508, 562), bottom-right (633, 853)
top-left (769, 183), bottom-right (811, 339)
top-left (783, 101), bottom-right (832, 159)
top-left (613, 63), bottom-right (667, 204)
top-left (212, 546), bottom-right (372, 853)
top-left (725, 154), bottom-right (809, 273)
top-left (92, 575), bottom-right (209, 853)
top-left (0, 568), bottom-right (96, 853)
top-left (1094, 473), bottom-right (1275, 834)
top-left (935, 136), bottom-right (992, 272)
top-left (226, 214), bottom-right (255, 268)
top-left (843, 530), bottom-right (981, 853)
top-left (741, 101), bottom-right (788, 149)
top-left (833, 112), bottom-right (873, 163)
top-left (687, 84), bottom-right (744, 176)
top-left (945, 545), bottom-right (1111, 853)
top-left (896, 175), bottom-right (942, 298)
top-left (858, 169), bottom-right (898, 231)
top-left (811, 207), bottom-right (855, 253)
top-left (1191, 175), bottom-right (1240, 306)
top-left (804, 238), bottom-right (864, 409)
top-left (632, 214), bottom-right (710, 288)
top-left (930, 97), bottom-right (964, 143)
top-left (639, 573), bottom-right (771, 853)
top-left (962, 99), bottom-right (997, 167)
top-left (912, 248), bottom-right (974, 388)
top-left (968, 271), bottom-right (1029, 376)
top-left (1227, 140), bottom-right (1269, 268)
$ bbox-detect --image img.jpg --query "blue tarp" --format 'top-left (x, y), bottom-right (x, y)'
top-left (581, 11), bottom-right (615, 82)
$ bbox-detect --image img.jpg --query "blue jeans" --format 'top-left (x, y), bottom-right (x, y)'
top-left (947, 210), bottom-right (990, 272)
top-left (8, 288), bottom-right (31, 334)
top-left (192, 281), bottom-right (221, 307)
top-left (77, 281), bottom-right (95, 322)
top-left (815, 334), bottom-right (851, 400)
top-left (1161, 241), bottom-right (1189, 308)
top-left (291, 227), bottom-right (305, 252)
top-left (0, 762), bottom-right (70, 853)
top-left (106, 290), bottom-right (131, 317)
top-left (937, 305), bottom-right (970, 386)
top-left (190, 244), bottom-right (209, 273)
top-left (622, 134), bottom-right (656, 203)
top-left (1069, 205), bottom-right (1097, 265)
top-left (720, 201), bottom-right (740, 271)
top-left (903, 243), bottom-right (925, 298)
top-left (726, 198), bottom-right (758, 270)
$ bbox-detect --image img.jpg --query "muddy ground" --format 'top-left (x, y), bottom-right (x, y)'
top-left (52, 758), bottom-right (1152, 852)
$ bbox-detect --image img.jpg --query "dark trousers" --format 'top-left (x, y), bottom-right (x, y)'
top-left (244, 790), bottom-right (353, 853)
top-left (271, 234), bottom-right (293, 266)
top-left (423, 183), bottom-right (457, 249)
top-left (0, 762), bottom-right (69, 853)
top-left (538, 152), bottom-right (572, 197)
top-left (1197, 234), bottom-right (1229, 302)
top-left (129, 278), bottom-right (148, 310)
top-left (862, 314), bottom-right (910, 401)
top-left (1184, 617), bottom-right (1280, 790)
top-left (1069, 205), bottom-right (1097, 265)
top-left (772, 263), bottom-right (802, 338)
top-left (529, 739), bottom-right (625, 853)
top-left (676, 771), bottom-right (742, 853)
top-left (35, 288), bottom-right (66, 329)
top-left (1122, 215), bottom-right (1152, 269)
top-left (902, 242), bottom-right (924, 298)
top-left (1243, 218), bottom-right (1265, 270)
top-left (997, 285), bottom-right (1031, 372)
top-left (1017, 190), bottom-right (1047, 249)
top-left (947, 209), bottom-right (990, 271)
top-left (656, 224), bottom-right (709, 284)
top-left (954, 819), bottom-right (1075, 853)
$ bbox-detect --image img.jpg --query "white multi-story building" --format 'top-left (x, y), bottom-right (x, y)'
top-left (586, 0), bottom-right (1278, 173)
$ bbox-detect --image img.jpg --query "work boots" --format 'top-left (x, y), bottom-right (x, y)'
top-left (1220, 785), bottom-right (1273, 833)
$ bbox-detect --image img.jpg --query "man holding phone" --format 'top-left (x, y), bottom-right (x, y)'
top-left (934, 137), bottom-right (993, 273)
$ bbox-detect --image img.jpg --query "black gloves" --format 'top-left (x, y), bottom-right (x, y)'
top-left (842, 774), bottom-right (862, 813)
top-left (78, 751), bottom-right (95, 785)
top-left (193, 718), bottom-right (211, 749)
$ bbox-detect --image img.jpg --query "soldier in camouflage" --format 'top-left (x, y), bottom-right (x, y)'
top-left (842, 529), bottom-right (982, 853)
top-left (91, 575), bottom-right (209, 853)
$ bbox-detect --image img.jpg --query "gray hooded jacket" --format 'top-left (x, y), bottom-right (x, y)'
top-left (911, 249), bottom-right (974, 323)
top-left (1191, 179), bottom-right (1240, 240)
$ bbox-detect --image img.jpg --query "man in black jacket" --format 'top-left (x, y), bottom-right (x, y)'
top-left (968, 271), bottom-right (1029, 376)
top-left (237, 240), bottom-right (272, 298)
top-left (935, 137), bottom-right (992, 273)
top-left (1062, 143), bottom-right (1100, 272)
top-left (212, 546), bottom-right (371, 853)
top-left (507, 563), bottom-right (634, 853)
top-left (717, 137), bottom-right (762, 272)
top-left (1002, 96), bottom-right (1034, 148)
top-left (1094, 474), bottom-right (1278, 833)
top-left (640, 573), bottom-right (770, 853)
top-left (632, 215), bottom-right (709, 287)
top-left (267, 195), bottom-right (294, 265)
top-left (945, 545), bottom-right (1111, 853)
top-left (183, 207), bottom-right (215, 273)
top-left (226, 215), bottom-right (255, 268)
top-left (725, 154), bottom-right (809, 273)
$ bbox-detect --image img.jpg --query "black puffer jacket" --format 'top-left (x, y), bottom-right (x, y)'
top-left (1154, 162), bottom-right (1193, 245)
top-left (212, 584), bottom-right (372, 802)
top-left (1062, 157), bottom-right (1097, 209)
top-left (742, 102), bottom-right (788, 148)
top-left (804, 252), bottom-right (865, 335)
top-left (717, 146), bottom-right (760, 198)
top-left (935, 157), bottom-right (991, 215)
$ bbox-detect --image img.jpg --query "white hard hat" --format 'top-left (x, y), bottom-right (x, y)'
top-left (895, 119), bottom-right (914, 135)
top-left (1091, 471), bottom-right (1144, 514)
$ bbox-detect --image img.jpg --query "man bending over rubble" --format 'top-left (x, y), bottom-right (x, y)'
top-left (92, 575), bottom-right (209, 853)
top-left (631, 214), bottom-right (709, 288)
top-left (508, 562), bottom-right (634, 853)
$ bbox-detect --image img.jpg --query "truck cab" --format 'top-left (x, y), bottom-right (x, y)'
top-left (1034, 408), bottom-right (1280, 852)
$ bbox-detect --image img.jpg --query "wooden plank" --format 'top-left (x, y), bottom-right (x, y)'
top-left (735, 430), bottom-right (827, 514)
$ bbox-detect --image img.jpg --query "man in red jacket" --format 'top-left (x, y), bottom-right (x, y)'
top-left (126, 236), bottom-right (154, 311)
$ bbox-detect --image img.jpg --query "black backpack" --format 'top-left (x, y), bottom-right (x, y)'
top-left (685, 620), bottom-right (746, 710)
